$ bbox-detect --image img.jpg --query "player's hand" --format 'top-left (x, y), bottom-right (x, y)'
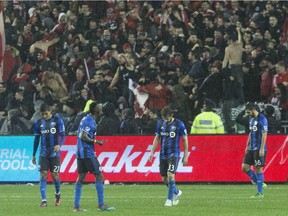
top-left (182, 155), bottom-right (188, 165)
top-left (95, 140), bottom-right (106, 146)
top-left (32, 156), bottom-right (36, 165)
top-left (54, 145), bottom-right (61, 153)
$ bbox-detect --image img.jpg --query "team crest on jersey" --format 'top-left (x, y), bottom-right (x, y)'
top-left (170, 131), bottom-right (176, 138)
top-left (51, 122), bottom-right (56, 127)
top-left (50, 127), bottom-right (56, 134)
top-left (171, 126), bottom-right (176, 131)
top-left (254, 121), bottom-right (258, 126)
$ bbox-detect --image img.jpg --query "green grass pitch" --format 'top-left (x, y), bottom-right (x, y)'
top-left (0, 183), bottom-right (287, 216)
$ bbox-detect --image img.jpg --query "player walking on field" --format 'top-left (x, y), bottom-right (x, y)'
top-left (242, 103), bottom-right (268, 198)
top-left (73, 102), bottom-right (115, 212)
top-left (149, 106), bottom-right (189, 206)
top-left (32, 103), bottom-right (66, 207)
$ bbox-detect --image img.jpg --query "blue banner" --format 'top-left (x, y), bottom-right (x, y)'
top-left (0, 136), bottom-right (39, 182)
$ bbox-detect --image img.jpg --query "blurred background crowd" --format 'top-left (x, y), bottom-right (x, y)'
top-left (0, 0), bottom-right (287, 135)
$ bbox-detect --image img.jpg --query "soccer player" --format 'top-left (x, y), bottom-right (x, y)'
top-left (32, 103), bottom-right (66, 207)
top-left (242, 103), bottom-right (267, 198)
top-left (149, 106), bottom-right (189, 206)
top-left (73, 102), bottom-right (115, 212)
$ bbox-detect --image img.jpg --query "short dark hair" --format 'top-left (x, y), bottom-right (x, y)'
top-left (161, 106), bottom-right (173, 118)
top-left (245, 103), bottom-right (259, 111)
top-left (40, 103), bottom-right (50, 112)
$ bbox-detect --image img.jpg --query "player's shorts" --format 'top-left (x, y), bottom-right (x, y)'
top-left (38, 156), bottom-right (61, 173)
top-left (160, 157), bottom-right (179, 176)
top-left (77, 157), bottom-right (102, 175)
top-left (243, 150), bottom-right (266, 167)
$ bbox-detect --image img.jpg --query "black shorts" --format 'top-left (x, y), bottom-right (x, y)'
top-left (77, 157), bottom-right (102, 175)
top-left (38, 156), bottom-right (61, 173)
top-left (243, 150), bottom-right (266, 167)
top-left (160, 157), bottom-right (179, 177)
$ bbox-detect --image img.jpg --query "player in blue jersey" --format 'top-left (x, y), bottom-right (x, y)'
top-left (242, 103), bottom-right (268, 198)
top-left (73, 102), bottom-right (115, 212)
top-left (149, 106), bottom-right (189, 207)
top-left (32, 103), bottom-right (66, 207)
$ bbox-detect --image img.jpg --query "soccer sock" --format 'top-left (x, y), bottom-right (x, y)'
top-left (256, 173), bottom-right (264, 194)
top-left (164, 181), bottom-right (178, 194)
top-left (168, 180), bottom-right (176, 200)
top-left (246, 169), bottom-right (257, 184)
top-left (74, 183), bottom-right (82, 208)
top-left (95, 181), bottom-right (104, 207)
top-left (40, 178), bottom-right (47, 201)
top-left (174, 187), bottom-right (179, 195)
top-left (54, 179), bottom-right (61, 195)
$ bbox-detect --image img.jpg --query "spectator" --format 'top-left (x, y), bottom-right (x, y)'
top-left (264, 105), bottom-right (281, 134)
top-left (268, 83), bottom-right (288, 120)
top-left (42, 66), bottom-right (68, 100)
top-left (242, 62), bottom-right (261, 103)
top-left (138, 108), bottom-right (160, 134)
top-left (190, 99), bottom-right (225, 134)
top-left (272, 60), bottom-right (288, 90)
top-left (109, 53), bottom-right (136, 106)
top-left (97, 102), bottom-right (120, 135)
top-left (120, 108), bottom-right (140, 134)
top-left (137, 71), bottom-right (171, 112)
top-left (222, 26), bottom-right (245, 104)
top-left (181, 49), bottom-right (205, 87)
top-left (195, 61), bottom-right (223, 107)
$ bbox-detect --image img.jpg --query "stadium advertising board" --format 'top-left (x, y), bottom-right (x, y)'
top-left (0, 136), bottom-right (38, 182)
top-left (0, 135), bottom-right (287, 183)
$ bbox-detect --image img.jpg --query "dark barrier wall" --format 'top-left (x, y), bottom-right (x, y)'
top-left (0, 135), bottom-right (287, 183)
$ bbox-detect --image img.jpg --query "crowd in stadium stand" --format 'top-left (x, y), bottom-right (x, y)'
top-left (0, 0), bottom-right (287, 135)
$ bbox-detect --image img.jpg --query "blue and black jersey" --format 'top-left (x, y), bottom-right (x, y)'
top-left (249, 113), bottom-right (268, 151)
top-left (76, 114), bottom-right (97, 159)
top-left (156, 118), bottom-right (187, 159)
top-left (33, 114), bottom-right (65, 157)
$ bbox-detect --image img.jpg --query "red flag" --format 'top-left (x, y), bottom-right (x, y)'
top-left (0, 1), bottom-right (6, 83)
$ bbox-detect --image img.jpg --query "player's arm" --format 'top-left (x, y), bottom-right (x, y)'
top-left (260, 131), bottom-right (267, 157)
top-left (182, 135), bottom-right (189, 165)
top-left (54, 118), bottom-right (66, 153)
top-left (80, 130), bottom-right (94, 145)
top-left (245, 133), bottom-right (251, 153)
top-left (149, 135), bottom-right (160, 162)
top-left (260, 118), bottom-right (268, 157)
top-left (54, 131), bottom-right (66, 153)
top-left (32, 135), bottom-right (40, 165)
top-left (80, 130), bottom-right (105, 146)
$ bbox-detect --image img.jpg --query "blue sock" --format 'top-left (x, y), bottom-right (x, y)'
top-left (40, 178), bottom-right (47, 201)
top-left (168, 180), bottom-right (175, 200)
top-left (174, 186), bottom-right (179, 195)
top-left (256, 173), bottom-right (264, 194)
top-left (246, 169), bottom-right (257, 184)
top-left (74, 183), bottom-right (82, 208)
top-left (165, 182), bottom-right (178, 195)
top-left (95, 181), bottom-right (104, 207)
top-left (54, 179), bottom-right (61, 195)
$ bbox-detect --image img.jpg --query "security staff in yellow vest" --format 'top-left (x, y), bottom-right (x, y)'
top-left (190, 99), bottom-right (225, 134)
